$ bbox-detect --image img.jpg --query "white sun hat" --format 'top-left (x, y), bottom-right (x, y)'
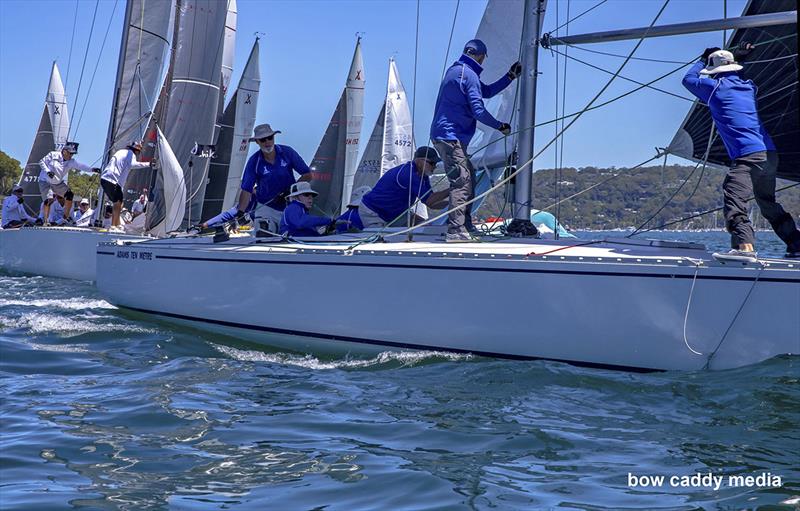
top-left (287, 181), bottom-right (318, 198)
top-left (700, 50), bottom-right (743, 75)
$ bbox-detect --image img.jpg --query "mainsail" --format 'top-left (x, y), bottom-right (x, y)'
top-left (106, 0), bottom-right (176, 207)
top-left (668, 0), bottom-right (798, 183)
top-left (202, 38), bottom-right (260, 221)
top-left (310, 37), bottom-right (365, 215)
top-left (146, 126), bottom-right (187, 236)
top-left (350, 58), bottom-right (413, 197)
top-left (220, 0), bottom-right (237, 103)
top-left (18, 62), bottom-right (69, 216)
top-left (161, 0), bottom-right (228, 226)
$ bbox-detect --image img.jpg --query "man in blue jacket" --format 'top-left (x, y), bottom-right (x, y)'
top-left (236, 123), bottom-right (312, 236)
top-left (279, 182), bottom-right (333, 237)
top-left (683, 47), bottom-right (800, 260)
top-left (430, 39), bottom-right (521, 242)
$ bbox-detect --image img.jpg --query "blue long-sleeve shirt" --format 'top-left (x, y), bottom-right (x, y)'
top-left (240, 145), bottom-right (311, 211)
top-left (335, 207), bottom-right (363, 233)
top-left (430, 54), bottom-right (512, 147)
top-left (205, 195), bottom-right (257, 228)
top-left (279, 200), bottom-right (331, 237)
top-left (681, 61), bottom-right (775, 160)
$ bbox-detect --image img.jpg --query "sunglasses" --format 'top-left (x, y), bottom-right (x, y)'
top-left (257, 135), bottom-right (275, 143)
top-left (300, 193), bottom-right (315, 197)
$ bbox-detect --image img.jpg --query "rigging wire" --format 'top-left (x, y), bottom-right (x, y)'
top-left (555, 0), bottom-right (571, 240)
top-left (74, 0), bottom-right (120, 137)
top-left (67, 0), bottom-right (100, 141)
top-left (407, 0), bottom-right (422, 237)
top-left (557, 42), bottom-right (688, 65)
top-left (547, 0), bottom-right (608, 36)
top-left (382, 0), bottom-right (674, 240)
top-left (64, 0), bottom-right (80, 92)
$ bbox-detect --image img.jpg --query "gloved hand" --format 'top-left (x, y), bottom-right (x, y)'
top-left (91, 167), bottom-right (101, 174)
top-left (701, 47), bottom-right (721, 63)
top-left (234, 209), bottom-right (246, 222)
top-left (733, 41), bottom-right (754, 61)
top-left (47, 171), bottom-right (55, 179)
top-left (497, 123), bottom-right (512, 136)
top-left (324, 220), bottom-right (337, 235)
top-left (507, 61), bottom-right (523, 80)
top-left (149, 158), bottom-right (159, 169)
top-left (17, 196), bottom-right (24, 204)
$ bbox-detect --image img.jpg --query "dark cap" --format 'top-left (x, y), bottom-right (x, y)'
top-left (463, 39), bottom-right (488, 57)
top-left (414, 146), bottom-right (441, 164)
top-left (63, 142), bottom-right (79, 153)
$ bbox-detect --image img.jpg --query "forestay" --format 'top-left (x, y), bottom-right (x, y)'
top-left (18, 62), bottom-right (70, 215)
top-left (668, 0), bottom-right (798, 183)
top-left (310, 38), bottom-right (365, 216)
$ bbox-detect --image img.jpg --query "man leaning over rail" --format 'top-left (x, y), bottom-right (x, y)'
top-left (430, 39), bottom-right (520, 242)
top-left (682, 45), bottom-right (800, 261)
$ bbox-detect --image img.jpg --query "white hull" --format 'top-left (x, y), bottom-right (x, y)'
top-left (96, 234), bottom-right (800, 371)
top-left (0, 227), bottom-right (146, 281)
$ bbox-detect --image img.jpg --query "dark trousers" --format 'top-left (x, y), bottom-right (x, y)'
top-left (434, 139), bottom-right (475, 234)
top-left (724, 151), bottom-right (800, 250)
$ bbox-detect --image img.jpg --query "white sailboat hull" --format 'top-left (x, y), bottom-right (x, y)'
top-left (0, 227), bottom-right (146, 281)
top-left (95, 236), bottom-right (800, 371)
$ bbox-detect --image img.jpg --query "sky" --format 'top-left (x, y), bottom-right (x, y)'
top-left (0, 0), bottom-right (748, 173)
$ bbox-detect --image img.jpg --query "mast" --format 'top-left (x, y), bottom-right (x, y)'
top-left (507, 0), bottom-right (547, 236)
top-left (102, 0), bottom-right (134, 163)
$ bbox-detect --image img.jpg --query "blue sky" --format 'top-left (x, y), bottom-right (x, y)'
top-left (0, 0), bottom-right (747, 172)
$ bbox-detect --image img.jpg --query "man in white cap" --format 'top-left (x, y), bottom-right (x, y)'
top-left (38, 141), bottom-right (99, 225)
top-left (100, 140), bottom-right (156, 231)
top-left (683, 45), bottom-right (800, 260)
top-left (130, 191), bottom-right (148, 219)
top-left (2, 185), bottom-right (35, 229)
top-left (236, 123), bottom-right (312, 234)
top-left (72, 197), bottom-right (94, 227)
top-left (279, 181), bottom-right (333, 237)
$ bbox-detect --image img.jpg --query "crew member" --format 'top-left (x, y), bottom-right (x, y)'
top-left (72, 198), bottom-right (94, 227)
top-left (38, 142), bottom-right (98, 225)
top-left (2, 185), bottom-right (35, 228)
top-left (279, 182), bottom-right (333, 237)
top-left (430, 39), bottom-right (521, 242)
top-left (100, 141), bottom-right (156, 232)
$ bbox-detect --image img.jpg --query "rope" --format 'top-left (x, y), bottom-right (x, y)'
top-left (382, 0), bottom-right (672, 240)
top-left (74, 0), bottom-right (120, 137)
top-left (682, 259), bottom-right (704, 356)
top-left (67, 0), bottom-right (100, 141)
top-left (703, 263), bottom-right (765, 370)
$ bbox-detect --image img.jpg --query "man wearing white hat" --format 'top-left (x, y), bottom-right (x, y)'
top-left (2, 185), bottom-right (36, 229)
top-left (236, 124), bottom-right (312, 235)
top-left (38, 141), bottom-right (98, 225)
top-left (279, 181), bottom-right (333, 237)
top-left (683, 45), bottom-right (800, 260)
top-left (100, 140), bottom-right (156, 231)
top-left (72, 198), bottom-right (94, 227)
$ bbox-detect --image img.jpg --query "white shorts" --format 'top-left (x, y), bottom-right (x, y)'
top-left (39, 180), bottom-right (69, 200)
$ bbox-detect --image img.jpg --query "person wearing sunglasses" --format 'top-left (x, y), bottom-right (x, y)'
top-left (2, 185), bottom-right (36, 229)
top-left (359, 146), bottom-right (450, 230)
top-left (237, 123), bottom-right (312, 235)
top-left (279, 181), bottom-right (334, 237)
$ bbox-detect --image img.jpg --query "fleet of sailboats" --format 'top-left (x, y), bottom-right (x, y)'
top-left (3, 0), bottom-right (798, 371)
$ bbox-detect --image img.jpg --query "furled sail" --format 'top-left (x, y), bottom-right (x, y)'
top-left (467, 0), bottom-right (525, 212)
top-left (350, 57), bottom-right (413, 198)
top-left (668, 0), bottom-right (798, 183)
top-left (161, 0), bottom-right (228, 226)
top-left (146, 126), bottom-right (187, 236)
top-left (111, 0), bottom-right (176, 206)
top-left (310, 37), bottom-right (365, 216)
top-left (18, 62), bottom-right (70, 216)
top-left (202, 37), bottom-right (260, 221)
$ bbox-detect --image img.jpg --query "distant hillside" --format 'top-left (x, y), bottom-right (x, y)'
top-left (477, 164), bottom-right (800, 231)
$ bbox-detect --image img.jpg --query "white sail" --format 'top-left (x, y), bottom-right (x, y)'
top-left (341, 37), bottom-right (366, 214)
top-left (350, 58), bottom-right (413, 204)
top-left (220, 0), bottom-right (237, 103)
top-left (147, 126), bottom-right (187, 236)
top-left (18, 62), bottom-right (70, 215)
top-left (221, 38), bottom-right (260, 210)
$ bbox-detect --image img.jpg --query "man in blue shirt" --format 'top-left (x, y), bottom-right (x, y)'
top-left (236, 123), bottom-right (312, 235)
top-left (430, 39), bottom-right (521, 242)
top-left (683, 47), bottom-right (800, 260)
top-left (359, 147), bottom-right (450, 229)
top-left (279, 182), bottom-right (333, 237)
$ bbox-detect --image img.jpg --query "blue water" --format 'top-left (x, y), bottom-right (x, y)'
top-left (1, 231), bottom-right (798, 510)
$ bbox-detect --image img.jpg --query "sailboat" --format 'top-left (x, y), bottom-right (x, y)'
top-left (309, 37), bottom-right (365, 216)
top-left (0, 0), bottom-right (233, 281)
top-left (96, 0), bottom-right (799, 371)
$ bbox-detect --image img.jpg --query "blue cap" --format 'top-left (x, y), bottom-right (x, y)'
top-left (463, 39), bottom-right (487, 57)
